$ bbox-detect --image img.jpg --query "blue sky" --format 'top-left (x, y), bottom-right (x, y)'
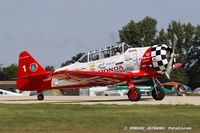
top-left (0, 0), bottom-right (200, 68)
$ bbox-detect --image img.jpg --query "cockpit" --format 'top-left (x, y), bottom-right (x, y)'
top-left (78, 42), bottom-right (132, 63)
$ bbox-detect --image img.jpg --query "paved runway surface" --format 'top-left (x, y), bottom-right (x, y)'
top-left (0, 96), bottom-right (200, 105)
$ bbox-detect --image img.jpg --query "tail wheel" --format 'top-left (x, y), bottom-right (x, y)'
top-left (152, 87), bottom-right (165, 101)
top-left (128, 88), bottom-right (141, 101)
top-left (37, 94), bottom-right (44, 100)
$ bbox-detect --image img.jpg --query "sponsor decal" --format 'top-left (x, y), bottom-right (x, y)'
top-left (79, 67), bottom-right (87, 70)
top-left (142, 58), bottom-right (151, 63)
top-left (144, 52), bottom-right (150, 57)
top-left (116, 61), bottom-right (124, 65)
top-left (123, 64), bottom-right (135, 72)
top-left (128, 49), bottom-right (137, 53)
top-left (97, 63), bottom-right (105, 69)
top-left (100, 66), bottom-right (123, 72)
top-left (74, 67), bottom-right (87, 70)
top-left (106, 61), bottom-right (116, 66)
top-left (90, 68), bottom-right (96, 71)
top-left (29, 63), bottom-right (38, 72)
top-left (99, 65), bottom-right (134, 72)
top-left (124, 53), bottom-right (132, 61)
top-left (89, 64), bottom-right (96, 68)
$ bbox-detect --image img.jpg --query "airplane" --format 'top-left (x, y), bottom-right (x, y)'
top-left (16, 34), bottom-right (181, 101)
top-left (0, 89), bottom-right (23, 96)
top-left (0, 89), bottom-right (31, 96)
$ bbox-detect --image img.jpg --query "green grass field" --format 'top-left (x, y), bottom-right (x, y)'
top-left (0, 104), bottom-right (199, 133)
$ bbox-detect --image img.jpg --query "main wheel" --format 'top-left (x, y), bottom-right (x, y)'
top-left (152, 87), bottom-right (165, 100)
top-left (128, 88), bottom-right (141, 101)
top-left (37, 94), bottom-right (44, 100)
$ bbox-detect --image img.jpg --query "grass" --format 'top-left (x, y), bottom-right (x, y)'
top-left (0, 104), bottom-right (200, 133)
top-left (189, 93), bottom-right (200, 96)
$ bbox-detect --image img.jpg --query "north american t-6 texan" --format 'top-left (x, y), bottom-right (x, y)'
top-left (17, 34), bottom-right (181, 101)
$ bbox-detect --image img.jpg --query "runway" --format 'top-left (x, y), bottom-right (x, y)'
top-left (0, 96), bottom-right (200, 105)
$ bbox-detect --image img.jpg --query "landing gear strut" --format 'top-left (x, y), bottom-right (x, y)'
top-left (127, 80), bottom-right (141, 101)
top-left (152, 78), bottom-right (165, 101)
top-left (37, 93), bottom-right (44, 100)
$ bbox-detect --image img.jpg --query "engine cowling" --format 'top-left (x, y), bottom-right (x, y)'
top-left (151, 44), bottom-right (172, 74)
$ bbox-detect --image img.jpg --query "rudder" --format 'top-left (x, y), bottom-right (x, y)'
top-left (17, 51), bottom-right (50, 91)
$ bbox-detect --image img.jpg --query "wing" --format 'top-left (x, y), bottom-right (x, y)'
top-left (51, 70), bottom-right (149, 87)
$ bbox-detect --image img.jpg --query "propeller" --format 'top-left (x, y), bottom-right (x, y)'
top-left (165, 34), bottom-right (178, 79)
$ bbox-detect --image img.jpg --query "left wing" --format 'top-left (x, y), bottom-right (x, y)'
top-left (51, 70), bottom-right (149, 87)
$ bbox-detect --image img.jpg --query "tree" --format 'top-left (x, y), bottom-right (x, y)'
top-left (138, 16), bottom-right (157, 45)
top-left (1, 64), bottom-right (18, 80)
top-left (61, 52), bottom-right (85, 67)
top-left (119, 16), bottom-right (157, 47)
top-left (167, 21), bottom-right (185, 62)
top-left (170, 68), bottom-right (189, 84)
top-left (45, 65), bottom-right (55, 71)
top-left (183, 23), bottom-right (195, 51)
top-left (184, 34), bottom-right (200, 74)
top-left (187, 25), bottom-right (200, 73)
top-left (0, 70), bottom-right (6, 80)
top-left (119, 20), bottom-right (142, 46)
top-left (155, 28), bottom-right (168, 44)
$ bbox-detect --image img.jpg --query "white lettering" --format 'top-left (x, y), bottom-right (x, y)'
top-left (22, 65), bottom-right (26, 72)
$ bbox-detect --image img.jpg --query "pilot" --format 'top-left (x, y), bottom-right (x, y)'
top-left (116, 46), bottom-right (122, 55)
top-left (113, 45), bottom-right (122, 55)
top-left (89, 54), bottom-right (94, 61)
top-left (94, 55), bottom-right (99, 60)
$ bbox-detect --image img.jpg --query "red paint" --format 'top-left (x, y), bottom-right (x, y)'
top-left (127, 80), bottom-right (136, 91)
top-left (140, 47), bottom-right (157, 75)
top-left (173, 63), bottom-right (182, 69)
top-left (17, 51), bottom-right (51, 92)
top-left (130, 90), bottom-right (137, 99)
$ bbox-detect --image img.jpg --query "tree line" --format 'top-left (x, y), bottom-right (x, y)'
top-left (1, 16), bottom-right (199, 87)
top-left (0, 64), bottom-right (17, 80)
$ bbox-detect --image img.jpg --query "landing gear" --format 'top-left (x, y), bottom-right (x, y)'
top-left (128, 88), bottom-right (141, 101)
top-left (152, 87), bottom-right (165, 100)
top-left (127, 80), bottom-right (141, 101)
top-left (152, 78), bottom-right (165, 101)
top-left (37, 94), bottom-right (44, 100)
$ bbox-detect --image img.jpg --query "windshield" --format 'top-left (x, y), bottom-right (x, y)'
top-left (78, 53), bottom-right (88, 63)
top-left (124, 44), bottom-right (132, 52)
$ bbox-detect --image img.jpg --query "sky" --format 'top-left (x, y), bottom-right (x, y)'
top-left (0, 0), bottom-right (200, 68)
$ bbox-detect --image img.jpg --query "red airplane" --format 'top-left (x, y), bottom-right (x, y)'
top-left (17, 35), bottom-right (181, 101)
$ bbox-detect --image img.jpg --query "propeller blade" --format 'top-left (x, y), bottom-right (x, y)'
top-left (172, 34), bottom-right (178, 54)
top-left (165, 34), bottom-right (178, 79)
top-left (165, 53), bottom-right (174, 79)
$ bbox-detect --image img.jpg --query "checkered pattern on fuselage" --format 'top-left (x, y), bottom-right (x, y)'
top-left (151, 44), bottom-right (170, 73)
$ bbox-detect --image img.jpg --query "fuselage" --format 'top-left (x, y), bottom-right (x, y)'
top-left (51, 43), bottom-right (170, 88)
top-left (56, 46), bottom-right (150, 72)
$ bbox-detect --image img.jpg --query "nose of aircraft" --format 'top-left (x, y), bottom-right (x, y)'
top-left (151, 44), bottom-right (172, 74)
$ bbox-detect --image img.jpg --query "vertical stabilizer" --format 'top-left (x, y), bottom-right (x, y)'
top-left (17, 51), bottom-right (50, 91)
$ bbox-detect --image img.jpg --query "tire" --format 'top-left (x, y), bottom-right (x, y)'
top-left (37, 94), bottom-right (44, 100)
top-left (128, 88), bottom-right (141, 101)
top-left (152, 87), bottom-right (165, 100)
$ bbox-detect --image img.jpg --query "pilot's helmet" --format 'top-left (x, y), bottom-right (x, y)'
top-left (116, 46), bottom-right (122, 53)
